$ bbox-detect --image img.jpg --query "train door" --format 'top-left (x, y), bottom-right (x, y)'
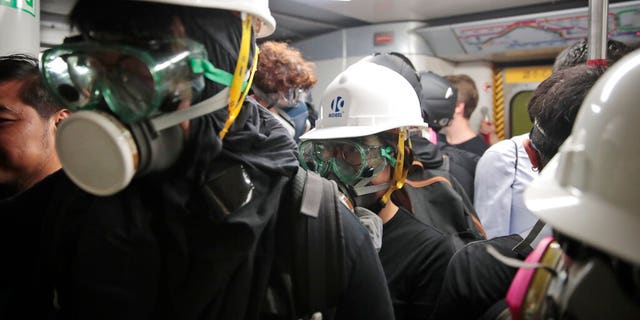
top-left (493, 65), bottom-right (552, 139)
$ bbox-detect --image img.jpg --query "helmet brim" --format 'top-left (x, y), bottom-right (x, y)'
top-left (133, 0), bottom-right (276, 38)
top-left (300, 121), bottom-right (428, 141)
top-left (525, 155), bottom-right (640, 265)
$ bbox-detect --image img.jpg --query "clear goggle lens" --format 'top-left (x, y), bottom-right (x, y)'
top-left (282, 87), bottom-right (303, 107)
top-left (41, 38), bottom-right (207, 123)
top-left (263, 87), bottom-right (303, 108)
top-left (298, 138), bottom-right (393, 184)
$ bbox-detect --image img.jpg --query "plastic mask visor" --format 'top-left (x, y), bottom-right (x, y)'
top-left (255, 86), bottom-right (303, 108)
top-left (274, 87), bottom-right (303, 108)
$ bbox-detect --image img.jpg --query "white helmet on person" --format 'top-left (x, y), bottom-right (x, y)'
top-left (300, 60), bottom-right (427, 141)
top-left (135, 0), bottom-right (275, 37)
top-left (299, 60), bottom-right (427, 211)
top-left (525, 49), bottom-right (640, 265)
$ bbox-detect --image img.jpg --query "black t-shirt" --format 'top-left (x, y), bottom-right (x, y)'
top-left (439, 146), bottom-right (480, 202)
top-left (0, 170), bottom-right (67, 319)
top-left (450, 134), bottom-right (489, 157)
top-left (335, 204), bottom-right (395, 320)
top-left (430, 234), bottom-right (533, 320)
top-left (436, 134), bottom-right (485, 201)
top-left (379, 207), bottom-right (456, 320)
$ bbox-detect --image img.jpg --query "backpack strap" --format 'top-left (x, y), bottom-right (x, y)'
top-left (508, 137), bottom-right (546, 255)
top-left (440, 154), bottom-right (451, 172)
top-left (512, 219), bottom-right (547, 255)
top-left (478, 299), bottom-right (510, 320)
top-left (289, 168), bottom-right (346, 315)
top-left (510, 138), bottom-right (519, 188)
top-left (406, 166), bottom-right (487, 240)
top-left (405, 176), bottom-right (452, 188)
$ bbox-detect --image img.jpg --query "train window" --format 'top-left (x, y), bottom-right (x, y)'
top-left (510, 90), bottom-right (534, 137)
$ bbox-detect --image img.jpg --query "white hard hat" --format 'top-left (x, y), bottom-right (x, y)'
top-left (135, 0), bottom-right (275, 38)
top-left (525, 49), bottom-right (640, 265)
top-left (300, 61), bottom-right (427, 140)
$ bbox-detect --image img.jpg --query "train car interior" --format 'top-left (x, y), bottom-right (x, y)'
top-left (10, 0), bottom-right (635, 138)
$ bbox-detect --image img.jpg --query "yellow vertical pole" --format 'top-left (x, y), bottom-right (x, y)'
top-left (493, 69), bottom-right (505, 140)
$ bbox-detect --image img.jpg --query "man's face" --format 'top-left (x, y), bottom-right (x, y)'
top-left (0, 80), bottom-right (58, 194)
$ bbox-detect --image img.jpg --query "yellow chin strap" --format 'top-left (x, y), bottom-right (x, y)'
top-left (381, 128), bottom-right (409, 204)
top-left (219, 13), bottom-right (259, 139)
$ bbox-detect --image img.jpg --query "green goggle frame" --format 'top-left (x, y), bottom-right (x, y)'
top-left (298, 138), bottom-right (396, 185)
top-left (40, 38), bottom-right (246, 123)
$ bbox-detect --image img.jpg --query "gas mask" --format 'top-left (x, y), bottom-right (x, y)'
top-left (502, 237), bottom-right (640, 320)
top-left (41, 37), bottom-right (254, 196)
top-left (253, 86), bottom-right (303, 109)
top-left (282, 100), bottom-right (310, 143)
top-left (252, 86), bottom-right (309, 141)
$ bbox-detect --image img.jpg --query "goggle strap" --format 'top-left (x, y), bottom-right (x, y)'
top-left (150, 87), bottom-right (230, 132)
top-left (251, 85), bottom-right (279, 108)
top-left (220, 15), bottom-right (254, 139)
top-left (191, 59), bottom-right (248, 91)
top-left (486, 245), bottom-right (558, 277)
top-left (353, 183), bottom-right (390, 197)
top-left (380, 146), bottom-right (396, 167)
top-left (353, 176), bottom-right (373, 189)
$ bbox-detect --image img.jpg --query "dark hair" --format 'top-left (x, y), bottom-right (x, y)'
top-left (0, 54), bottom-right (60, 118)
top-left (553, 38), bottom-right (632, 72)
top-left (527, 64), bottom-right (606, 165)
top-left (444, 74), bottom-right (478, 119)
top-left (253, 41), bottom-right (317, 93)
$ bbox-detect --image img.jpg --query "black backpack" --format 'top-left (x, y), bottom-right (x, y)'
top-left (404, 158), bottom-right (486, 249)
top-left (269, 168), bottom-right (347, 318)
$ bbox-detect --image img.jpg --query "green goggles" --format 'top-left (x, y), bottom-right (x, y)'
top-left (41, 38), bottom-right (243, 123)
top-left (298, 138), bottom-right (396, 185)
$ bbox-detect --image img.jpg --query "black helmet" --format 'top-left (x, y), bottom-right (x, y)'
top-left (419, 71), bottom-right (457, 131)
top-left (361, 52), bottom-right (422, 102)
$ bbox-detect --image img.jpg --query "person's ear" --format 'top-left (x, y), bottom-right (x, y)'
top-left (55, 109), bottom-right (71, 127)
top-left (523, 138), bottom-right (541, 171)
top-left (253, 18), bottom-right (263, 36)
top-left (454, 102), bottom-right (465, 115)
top-left (171, 16), bottom-right (186, 38)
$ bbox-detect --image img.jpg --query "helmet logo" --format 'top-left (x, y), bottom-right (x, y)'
top-left (329, 96), bottom-right (345, 118)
